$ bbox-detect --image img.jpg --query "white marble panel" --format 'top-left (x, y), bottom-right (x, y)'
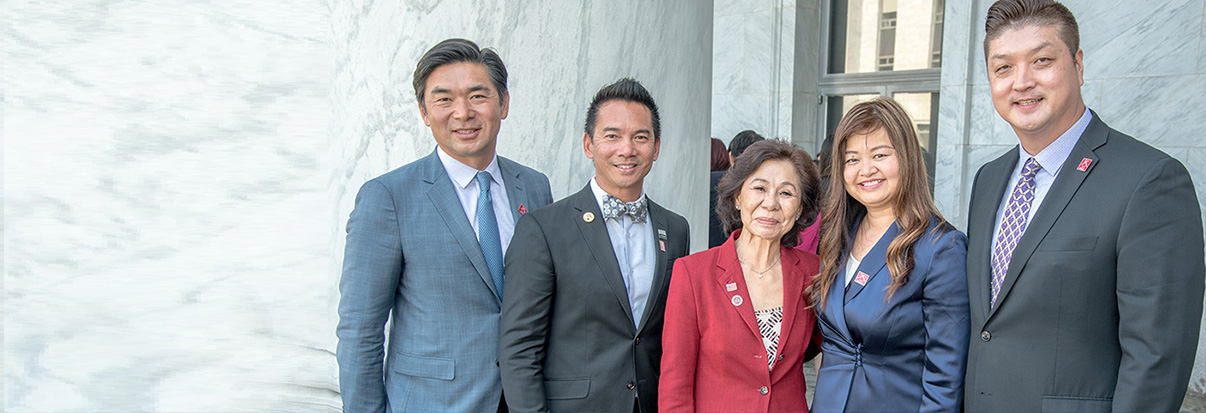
top-left (742, 9), bottom-right (778, 94)
top-left (716, 0), bottom-right (773, 17)
top-left (790, 2), bottom-right (822, 93)
top-left (789, 92), bottom-right (820, 149)
top-left (713, 91), bottom-right (774, 143)
top-left (713, 12), bottom-right (745, 105)
top-left (1077, 0), bottom-right (1201, 79)
top-left (6, 0), bottom-right (333, 411)
top-left (966, 85), bottom-right (1019, 146)
top-left (1095, 75), bottom-right (1206, 149)
top-left (939, 0), bottom-right (977, 87)
top-left (934, 143), bottom-right (967, 229)
top-left (1200, 5), bottom-right (1206, 73)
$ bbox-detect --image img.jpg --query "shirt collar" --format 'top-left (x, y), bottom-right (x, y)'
top-left (436, 146), bottom-right (502, 189)
top-left (1018, 108), bottom-right (1093, 177)
top-left (589, 178), bottom-right (647, 212)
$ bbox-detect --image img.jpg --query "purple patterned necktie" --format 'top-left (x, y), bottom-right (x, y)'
top-left (990, 157), bottom-right (1042, 307)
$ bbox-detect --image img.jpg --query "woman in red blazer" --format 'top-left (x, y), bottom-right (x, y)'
top-left (661, 140), bottom-right (823, 412)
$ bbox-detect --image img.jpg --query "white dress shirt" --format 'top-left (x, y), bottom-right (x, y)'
top-left (590, 178), bottom-right (656, 327)
top-left (991, 109), bottom-right (1093, 252)
top-left (436, 147), bottom-right (516, 257)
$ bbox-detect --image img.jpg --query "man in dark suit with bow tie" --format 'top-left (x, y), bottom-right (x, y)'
top-left (499, 78), bottom-right (690, 413)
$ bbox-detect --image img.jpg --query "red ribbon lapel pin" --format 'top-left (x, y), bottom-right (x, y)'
top-left (854, 271), bottom-right (869, 286)
top-left (1077, 158), bottom-right (1092, 172)
top-left (518, 204), bottom-right (528, 215)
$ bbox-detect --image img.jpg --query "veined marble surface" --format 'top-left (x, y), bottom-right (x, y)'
top-left (5, 0), bottom-right (335, 411)
top-left (7, 0), bottom-right (711, 411)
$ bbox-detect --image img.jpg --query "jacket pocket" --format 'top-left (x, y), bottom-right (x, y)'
top-left (544, 378), bottom-right (590, 400)
top-left (1038, 236), bottom-right (1098, 251)
top-left (1041, 395), bottom-right (1111, 413)
top-left (392, 352), bottom-right (455, 381)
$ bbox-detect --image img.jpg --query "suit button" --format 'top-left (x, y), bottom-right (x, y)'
top-left (759, 386), bottom-right (769, 395)
top-left (981, 331), bottom-right (991, 341)
top-left (635, 337), bottom-right (641, 345)
top-left (627, 382), bottom-right (635, 390)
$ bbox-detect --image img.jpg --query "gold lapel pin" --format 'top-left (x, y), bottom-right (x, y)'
top-left (583, 212), bottom-right (595, 223)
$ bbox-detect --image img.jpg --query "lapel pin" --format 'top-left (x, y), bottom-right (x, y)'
top-left (518, 204), bottom-right (528, 215)
top-left (725, 283), bottom-right (737, 292)
top-left (658, 229), bottom-right (667, 240)
top-left (583, 212), bottom-right (595, 223)
top-left (1077, 158), bottom-right (1092, 172)
top-left (659, 240), bottom-right (666, 252)
top-left (731, 295), bottom-right (743, 306)
top-left (854, 271), bottom-right (869, 286)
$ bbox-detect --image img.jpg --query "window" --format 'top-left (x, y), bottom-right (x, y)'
top-left (819, 0), bottom-right (945, 189)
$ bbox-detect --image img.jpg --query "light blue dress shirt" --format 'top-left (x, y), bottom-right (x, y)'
top-left (991, 109), bottom-right (1093, 251)
top-left (436, 147), bottom-right (517, 257)
top-left (590, 178), bottom-right (656, 327)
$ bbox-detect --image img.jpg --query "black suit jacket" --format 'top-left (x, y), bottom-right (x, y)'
top-left (499, 184), bottom-right (691, 413)
top-left (964, 111), bottom-right (1204, 412)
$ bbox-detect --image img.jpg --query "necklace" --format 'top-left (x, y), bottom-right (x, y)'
top-left (739, 256), bottom-right (781, 279)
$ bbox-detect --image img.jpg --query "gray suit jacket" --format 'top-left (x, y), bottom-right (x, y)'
top-left (337, 150), bottom-right (552, 413)
top-left (964, 111), bottom-right (1204, 413)
top-left (499, 184), bottom-right (690, 413)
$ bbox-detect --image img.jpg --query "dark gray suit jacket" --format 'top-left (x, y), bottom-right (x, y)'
top-left (499, 184), bottom-right (690, 413)
top-left (964, 111), bottom-right (1204, 412)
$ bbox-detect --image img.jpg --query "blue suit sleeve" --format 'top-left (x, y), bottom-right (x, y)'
top-left (919, 229), bottom-right (970, 413)
top-left (336, 180), bottom-right (401, 413)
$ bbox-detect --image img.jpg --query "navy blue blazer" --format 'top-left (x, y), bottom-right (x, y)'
top-left (812, 217), bottom-right (969, 413)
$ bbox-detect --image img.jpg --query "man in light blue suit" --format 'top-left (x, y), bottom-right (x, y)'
top-left (337, 38), bottom-right (553, 413)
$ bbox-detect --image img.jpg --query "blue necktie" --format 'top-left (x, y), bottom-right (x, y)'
top-left (476, 171), bottom-right (505, 299)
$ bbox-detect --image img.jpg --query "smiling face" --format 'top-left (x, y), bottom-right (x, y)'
top-left (419, 62), bottom-right (509, 170)
top-left (583, 100), bottom-right (660, 202)
top-left (842, 128), bottom-right (900, 216)
top-left (734, 158), bottom-right (803, 242)
top-left (987, 24), bottom-right (1085, 154)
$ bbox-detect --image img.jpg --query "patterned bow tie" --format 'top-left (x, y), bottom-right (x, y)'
top-left (601, 194), bottom-right (648, 223)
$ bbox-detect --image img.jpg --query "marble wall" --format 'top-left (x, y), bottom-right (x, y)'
top-left (935, 0), bottom-right (1206, 403)
top-left (712, 0), bottom-right (822, 152)
top-left (6, 0), bottom-right (711, 411)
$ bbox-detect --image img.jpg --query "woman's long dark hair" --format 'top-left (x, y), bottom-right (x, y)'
top-left (810, 97), bottom-right (945, 309)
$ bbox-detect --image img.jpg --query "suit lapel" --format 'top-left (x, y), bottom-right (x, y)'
top-left (989, 113), bottom-right (1107, 319)
top-left (636, 200), bottom-right (670, 333)
top-left (821, 254), bottom-right (855, 347)
top-left (572, 185), bottom-right (635, 326)
top-left (713, 235), bottom-right (763, 344)
top-left (844, 219), bottom-right (899, 304)
top-left (772, 249), bottom-right (804, 378)
top-left (497, 157), bottom-right (527, 224)
top-left (422, 151), bottom-right (500, 301)
top-left (970, 153), bottom-right (1018, 320)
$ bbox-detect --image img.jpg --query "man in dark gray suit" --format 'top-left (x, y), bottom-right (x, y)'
top-left (499, 78), bottom-right (690, 413)
top-left (337, 38), bottom-right (553, 412)
top-left (964, 1), bottom-right (1204, 412)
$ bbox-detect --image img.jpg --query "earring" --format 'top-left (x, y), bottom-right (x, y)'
top-left (735, 204), bottom-right (740, 210)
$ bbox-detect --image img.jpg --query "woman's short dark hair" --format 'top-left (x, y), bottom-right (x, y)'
top-left (715, 140), bottom-right (820, 247)
top-left (710, 138), bottom-right (730, 171)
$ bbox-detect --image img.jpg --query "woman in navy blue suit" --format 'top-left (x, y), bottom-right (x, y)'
top-left (810, 97), bottom-right (969, 412)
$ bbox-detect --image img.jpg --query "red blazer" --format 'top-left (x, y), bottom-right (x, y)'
top-left (660, 230), bottom-right (822, 412)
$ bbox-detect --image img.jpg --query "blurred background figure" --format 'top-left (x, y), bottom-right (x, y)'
top-left (710, 138), bottom-right (730, 172)
top-left (710, 130), bottom-right (766, 248)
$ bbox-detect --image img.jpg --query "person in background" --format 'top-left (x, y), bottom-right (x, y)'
top-left (337, 38), bottom-right (553, 413)
top-left (710, 130), bottom-right (766, 248)
top-left (810, 97), bottom-right (969, 412)
top-left (964, 1), bottom-right (1203, 411)
top-left (661, 140), bottom-right (822, 412)
top-left (710, 138), bottom-right (730, 172)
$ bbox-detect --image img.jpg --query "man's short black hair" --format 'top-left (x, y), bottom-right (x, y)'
top-left (728, 130), bottom-right (765, 160)
top-left (584, 78), bottom-right (661, 141)
top-left (412, 38), bottom-right (508, 109)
